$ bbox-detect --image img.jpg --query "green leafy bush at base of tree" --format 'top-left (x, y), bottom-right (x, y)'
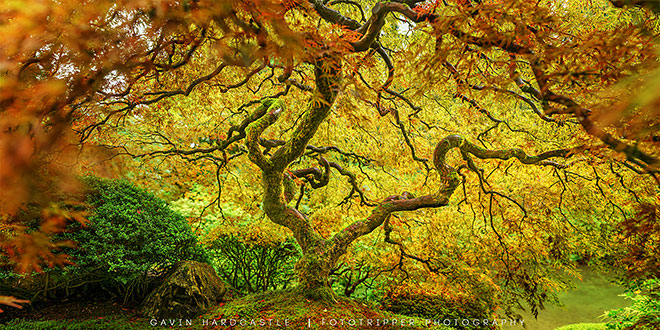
top-left (2, 177), bottom-right (208, 303)
top-left (381, 290), bottom-right (496, 330)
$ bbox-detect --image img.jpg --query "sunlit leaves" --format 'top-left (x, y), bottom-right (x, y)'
top-left (2, 0), bottom-right (659, 316)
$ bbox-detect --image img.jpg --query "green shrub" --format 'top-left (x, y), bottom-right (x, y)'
top-left (2, 177), bottom-right (208, 302)
top-left (207, 234), bottom-right (299, 294)
top-left (71, 177), bottom-right (206, 274)
top-left (382, 290), bottom-right (495, 330)
top-left (605, 279), bottom-right (660, 330)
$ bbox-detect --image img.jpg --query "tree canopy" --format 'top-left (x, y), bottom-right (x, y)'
top-left (1, 0), bottom-right (659, 316)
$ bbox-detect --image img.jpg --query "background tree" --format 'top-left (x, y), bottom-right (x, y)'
top-left (2, 0), bottom-right (659, 314)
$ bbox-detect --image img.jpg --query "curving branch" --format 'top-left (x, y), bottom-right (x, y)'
top-left (526, 56), bottom-right (659, 172)
top-left (327, 0), bottom-right (367, 22)
top-left (329, 134), bottom-right (577, 260)
top-left (259, 138), bottom-right (374, 165)
top-left (609, 0), bottom-right (660, 14)
top-left (246, 99), bottom-right (284, 171)
top-left (350, 2), bottom-right (426, 52)
top-left (269, 57), bottom-right (342, 170)
top-left (309, 0), bottom-right (361, 30)
top-left (290, 157), bottom-right (331, 189)
top-left (287, 158), bottom-right (377, 206)
top-left (310, 0), bottom-right (430, 52)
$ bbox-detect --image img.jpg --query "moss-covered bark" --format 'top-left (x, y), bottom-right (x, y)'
top-left (141, 261), bottom-right (226, 319)
top-left (243, 49), bottom-right (572, 299)
top-left (244, 56), bottom-right (343, 297)
top-left (294, 252), bottom-right (336, 301)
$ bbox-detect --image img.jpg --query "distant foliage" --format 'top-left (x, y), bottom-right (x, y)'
top-left (330, 262), bottom-right (386, 300)
top-left (169, 183), bottom-right (300, 294)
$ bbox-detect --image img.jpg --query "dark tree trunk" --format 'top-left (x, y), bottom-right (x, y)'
top-left (243, 57), bottom-right (466, 301)
top-left (294, 251), bottom-right (337, 300)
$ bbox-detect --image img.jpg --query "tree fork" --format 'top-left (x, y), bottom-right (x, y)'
top-left (245, 56), bottom-right (343, 299)
top-left (247, 55), bottom-right (574, 299)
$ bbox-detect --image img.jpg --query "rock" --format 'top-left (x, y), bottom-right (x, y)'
top-left (141, 261), bottom-right (226, 319)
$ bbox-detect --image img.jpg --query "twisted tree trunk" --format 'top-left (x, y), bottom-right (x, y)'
top-left (243, 53), bottom-right (570, 300)
top-left (245, 56), bottom-right (343, 299)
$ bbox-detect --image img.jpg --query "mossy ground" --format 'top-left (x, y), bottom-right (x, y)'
top-left (202, 288), bottom-right (452, 329)
top-left (0, 289), bottom-right (452, 329)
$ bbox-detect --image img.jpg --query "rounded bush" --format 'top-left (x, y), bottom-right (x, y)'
top-left (2, 177), bottom-right (208, 302)
top-left (382, 290), bottom-right (495, 330)
top-left (65, 177), bottom-right (208, 279)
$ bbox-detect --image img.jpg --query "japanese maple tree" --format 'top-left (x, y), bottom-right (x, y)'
top-left (2, 0), bottom-right (659, 312)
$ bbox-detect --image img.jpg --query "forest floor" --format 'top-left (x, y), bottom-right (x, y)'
top-left (0, 289), bottom-right (451, 330)
top-left (0, 267), bottom-right (625, 330)
top-left (0, 298), bottom-right (140, 322)
top-left (0, 297), bottom-right (146, 329)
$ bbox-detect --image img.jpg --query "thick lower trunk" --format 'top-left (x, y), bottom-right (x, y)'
top-left (295, 252), bottom-right (337, 301)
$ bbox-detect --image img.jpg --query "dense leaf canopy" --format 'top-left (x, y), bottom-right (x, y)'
top-left (1, 0), bottom-right (659, 316)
